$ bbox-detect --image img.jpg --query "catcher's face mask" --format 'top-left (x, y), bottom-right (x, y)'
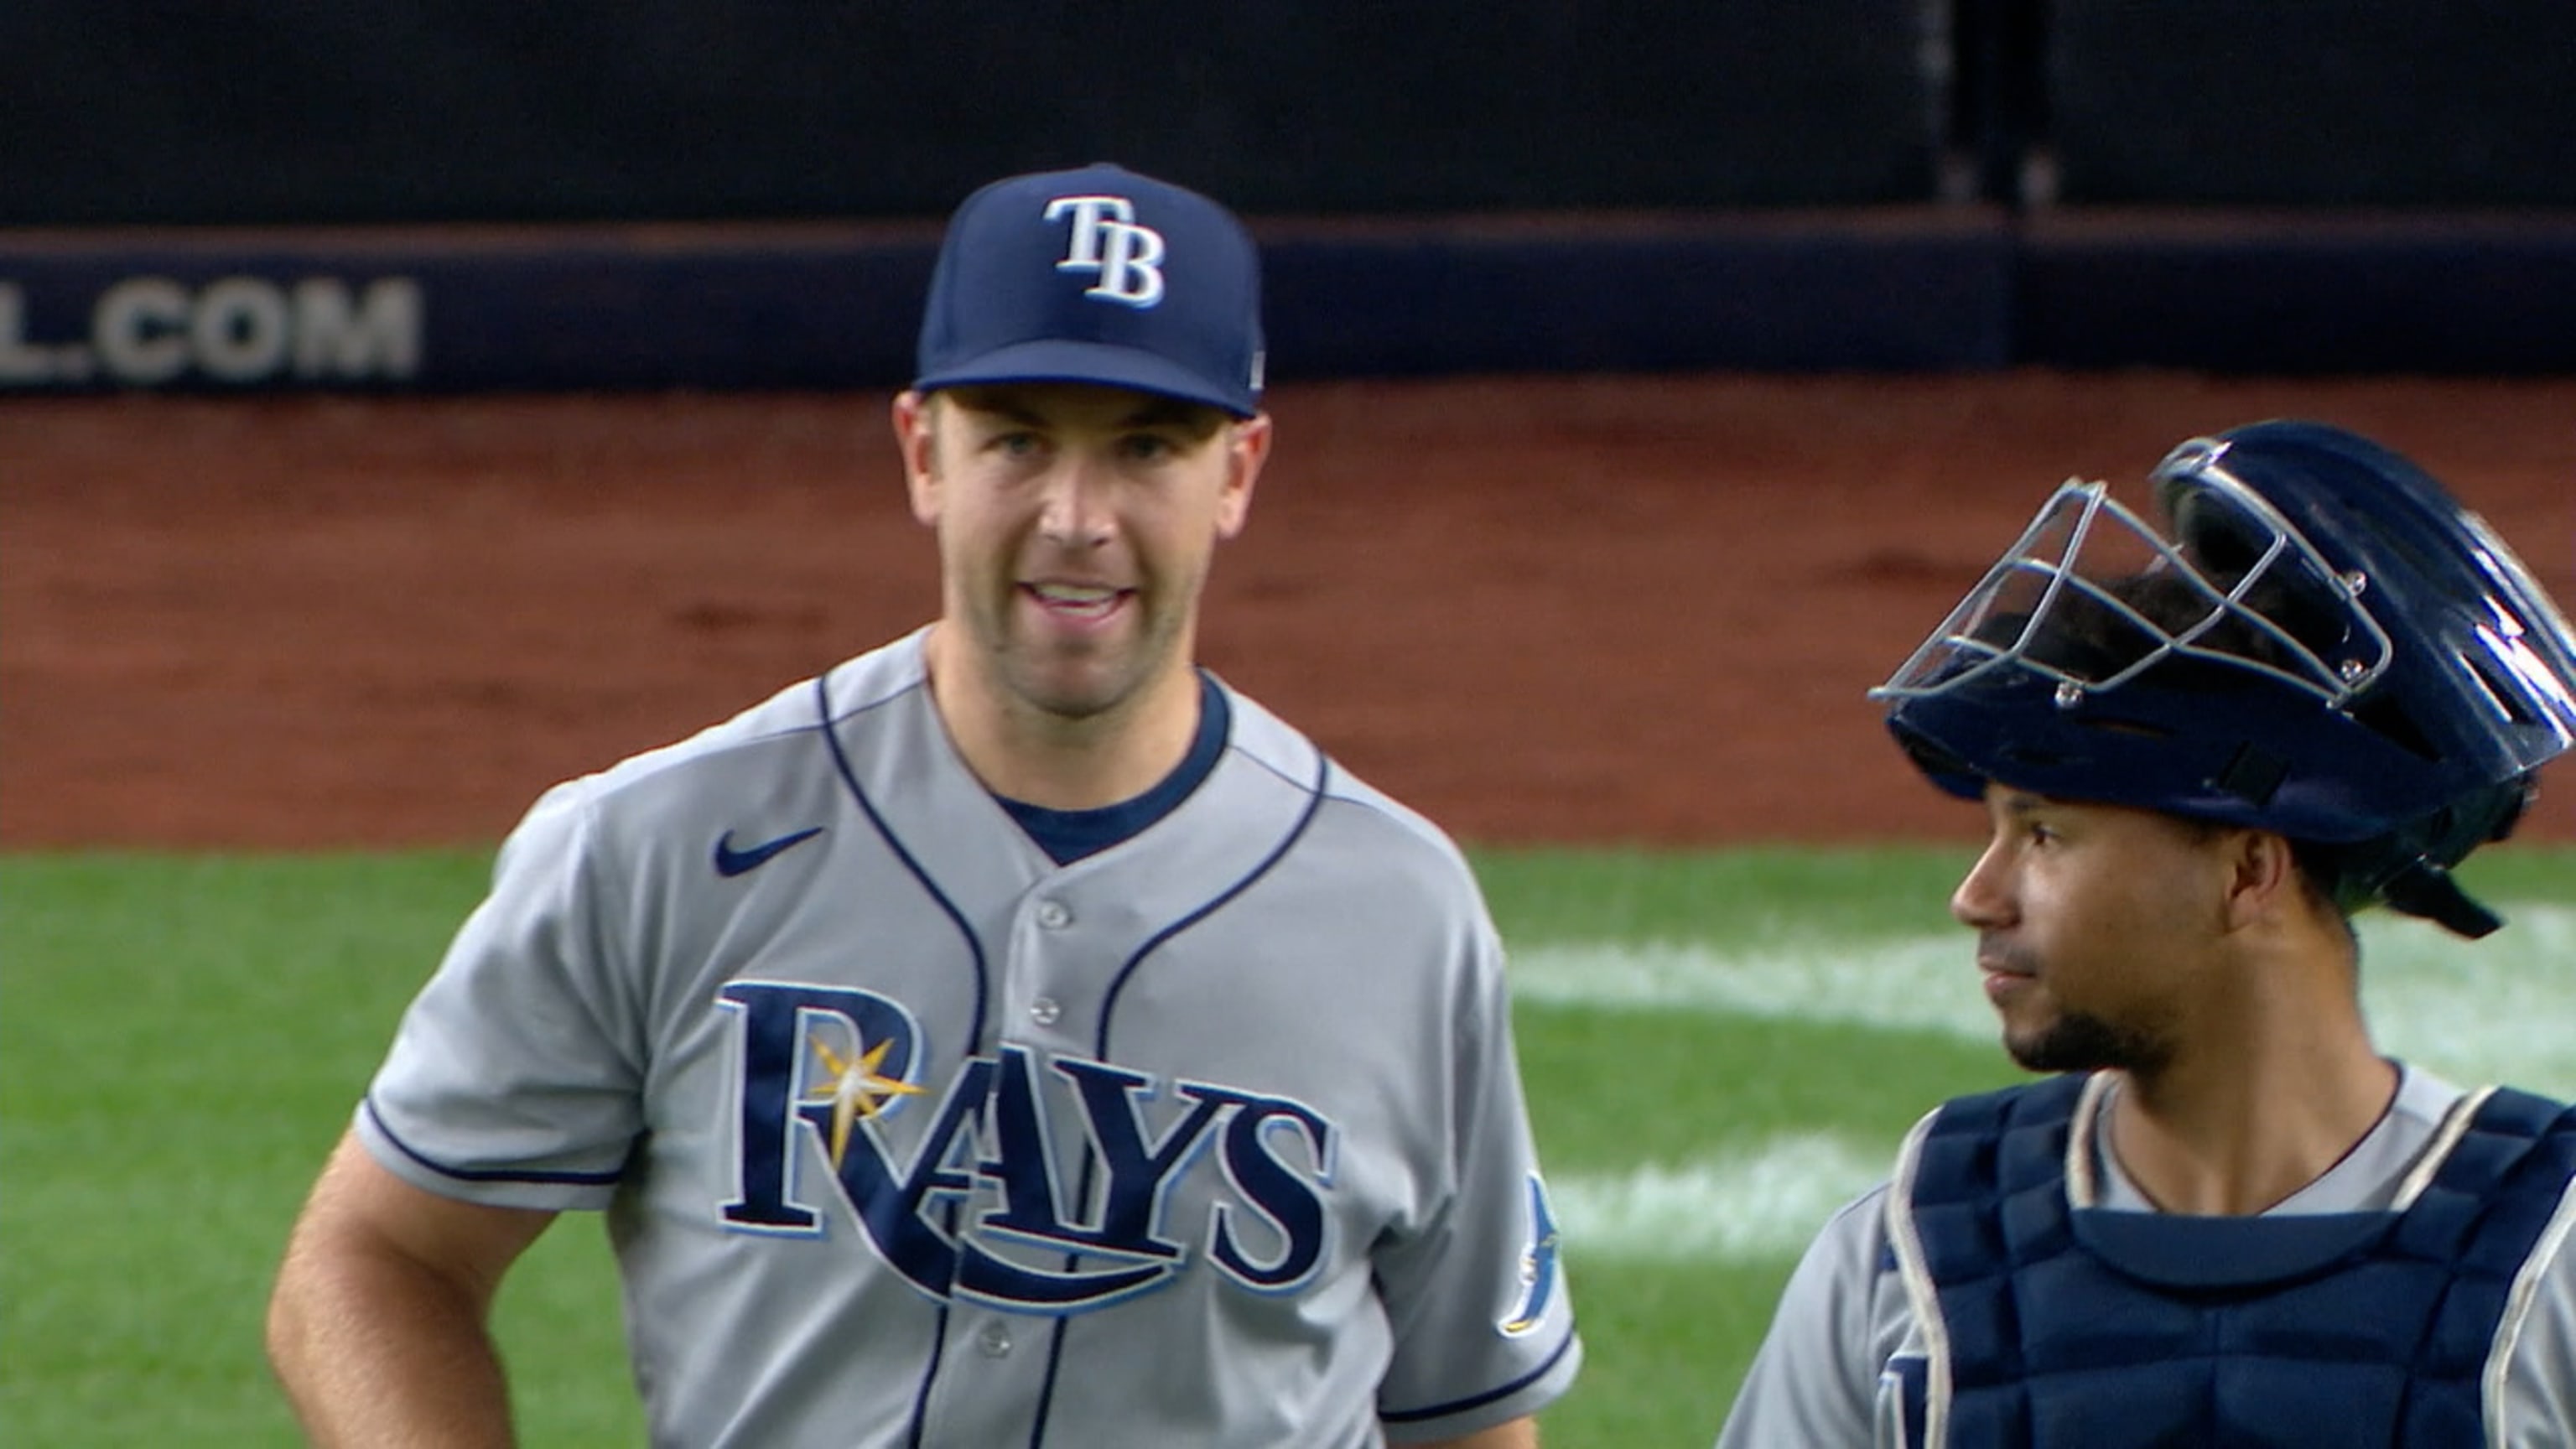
top-left (1870, 421), bottom-right (2576, 937)
top-left (1872, 470), bottom-right (2391, 716)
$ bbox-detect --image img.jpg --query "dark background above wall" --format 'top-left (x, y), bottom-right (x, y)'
top-left (6, 2), bottom-right (2572, 387)
top-left (1, 1), bottom-right (1948, 226)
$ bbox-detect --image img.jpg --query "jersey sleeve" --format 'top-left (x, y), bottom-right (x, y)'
top-left (1712, 1183), bottom-right (1895, 1449)
top-left (2501, 1185), bottom-right (2576, 1448)
top-left (1373, 920), bottom-right (1583, 1442)
top-left (354, 782), bottom-right (647, 1211)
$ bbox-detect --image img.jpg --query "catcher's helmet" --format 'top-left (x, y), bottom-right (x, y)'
top-left (1873, 419), bottom-right (2576, 937)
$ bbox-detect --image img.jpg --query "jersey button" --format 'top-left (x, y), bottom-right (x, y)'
top-left (1035, 899), bottom-right (1072, 929)
top-left (1028, 997), bottom-right (1062, 1026)
top-left (977, 1321), bottom-right (1013, 1358)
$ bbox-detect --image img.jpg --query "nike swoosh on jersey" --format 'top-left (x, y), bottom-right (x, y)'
top-left (712, 827), bottom-right (826, 878)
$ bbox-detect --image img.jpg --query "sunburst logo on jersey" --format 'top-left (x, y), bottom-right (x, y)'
top-left (802, 1031), bottom-right (926, 1169)
top-left (1498, 1173), bottom-right (1565, 1337)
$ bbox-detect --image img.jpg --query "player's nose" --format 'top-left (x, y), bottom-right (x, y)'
top-left (1950, 840), bottom-right (2017, 930)
top-left (1036, 460), bottom-right (1115, 548)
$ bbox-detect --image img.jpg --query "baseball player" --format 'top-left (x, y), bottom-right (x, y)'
top-left (1715, 421), bottom-right (2576, 1447)
top-left (265, 163), bottom-right (1580, 1447)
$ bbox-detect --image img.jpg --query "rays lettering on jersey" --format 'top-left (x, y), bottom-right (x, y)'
top-left (715, 981), bottom-right (1333, 1314)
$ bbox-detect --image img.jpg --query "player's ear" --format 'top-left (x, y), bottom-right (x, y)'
top-left (894, 391), bottom-right (942, 526)
top-left (1213, 412), bottom-right (1271, 540)
top-left (2219, 828), bottom-right (2298, 932)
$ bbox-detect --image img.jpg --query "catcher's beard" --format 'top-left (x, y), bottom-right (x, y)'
top-left (2006, 1009), bottom-right (2174, 1077)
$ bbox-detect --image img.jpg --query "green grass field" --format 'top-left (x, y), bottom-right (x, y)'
top-left (7, 845), bottom-right (2572, 1446)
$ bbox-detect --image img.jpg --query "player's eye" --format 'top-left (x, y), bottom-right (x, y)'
top-left (1118, 432), bottom-right (1177, 462)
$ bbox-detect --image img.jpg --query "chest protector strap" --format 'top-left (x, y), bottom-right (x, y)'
top-left (1886, 1072), bottom-right (2576, 1449)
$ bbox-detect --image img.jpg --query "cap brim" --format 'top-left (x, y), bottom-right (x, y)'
top-left (913, 340), bottom-right (1257, 418)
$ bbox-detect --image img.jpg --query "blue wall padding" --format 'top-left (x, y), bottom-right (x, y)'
top-left (7, 208), bottom-right (2574, 393)
top-left (2016, 213), bottom-right (2576, 374)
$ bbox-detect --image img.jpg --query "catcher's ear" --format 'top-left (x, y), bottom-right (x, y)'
top-left (2218, 828), bottom-right (2298, 932)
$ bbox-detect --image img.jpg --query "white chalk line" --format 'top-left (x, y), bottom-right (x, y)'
top-left (1528, 905), bottom-right (2576, 1261)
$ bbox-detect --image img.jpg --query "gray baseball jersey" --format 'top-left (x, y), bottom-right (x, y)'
top-left (1713, 1065), bottom-right (2576, 1447)
top-left (357, 626), bottom-right (1581, 1447)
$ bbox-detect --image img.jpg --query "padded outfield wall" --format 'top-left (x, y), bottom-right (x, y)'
top-left (3, 1), bottom-right (2573, 390)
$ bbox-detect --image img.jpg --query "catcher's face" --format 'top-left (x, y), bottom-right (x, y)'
top-left (898, 383), bottom-right (1267, 732)
top-left (1949, 787), bottom-right (2247, 1077)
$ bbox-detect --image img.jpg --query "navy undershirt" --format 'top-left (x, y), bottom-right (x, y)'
top-left (996, 673), bottom-right (1232, 865)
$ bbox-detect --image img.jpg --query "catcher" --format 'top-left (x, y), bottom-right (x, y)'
top-left (1716, 420), bottom-right (2576, 1447)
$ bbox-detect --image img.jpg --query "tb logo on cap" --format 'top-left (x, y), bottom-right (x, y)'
top-left (1043, 195), bottom-right (1166, 309)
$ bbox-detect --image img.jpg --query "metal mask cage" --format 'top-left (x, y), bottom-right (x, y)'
top-left (1870, 475), bottom-right (2395, 711)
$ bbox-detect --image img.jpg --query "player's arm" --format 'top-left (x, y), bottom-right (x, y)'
top-left (1411, 1415), bottom-right (1541, 1448)
top-left (2501, 1205), bottom-right (2576, 1446)
top-left (266, 1129), bottom-right (558, 1446)
top-left (1711, 1186), bottom-right (1895, 1448)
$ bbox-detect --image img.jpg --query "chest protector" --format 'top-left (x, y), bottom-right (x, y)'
top-left (1886, 1072), bottom-right (2576, 1449)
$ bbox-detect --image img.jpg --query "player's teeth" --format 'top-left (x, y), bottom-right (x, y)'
top-left (1033, 585), bottom-right (1116, 606)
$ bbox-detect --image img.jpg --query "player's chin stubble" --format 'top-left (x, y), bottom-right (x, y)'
top-left (2006, 1010), bottom-right (2174, 1076)
top-left (1003, 616), bottom-right (1177, 723)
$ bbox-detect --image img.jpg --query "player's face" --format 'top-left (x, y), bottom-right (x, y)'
top-left (1948, 788), bottom-right (2238, 1075)
top-left (896, 383), bottom-right (1268, 723)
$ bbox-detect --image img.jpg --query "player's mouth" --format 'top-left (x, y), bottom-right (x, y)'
top-left (1981, 969), bottom-right (2032, 1007)
top-left (1021, 582), bottom-right (1133, 629)
top-left (1976, 948), bottom-right (2035, 1005)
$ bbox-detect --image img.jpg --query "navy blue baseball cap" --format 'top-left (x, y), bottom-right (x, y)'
top-left (912, 162), bottom-right (1266, 418)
